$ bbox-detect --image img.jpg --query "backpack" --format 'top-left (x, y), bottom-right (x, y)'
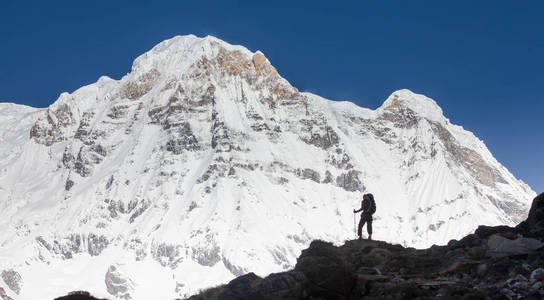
top-left (366, 194), bottom-right (376, 215)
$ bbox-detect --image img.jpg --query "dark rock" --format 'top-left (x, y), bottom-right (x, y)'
top-left (228, 167), bottom-right (236, 176)
top-left (128, 200), bottom-right (150, 223)
top-left (475, 225), bottom-right (514, 239)
top-left (65, 179), bottom-right (74, 191)
top-left (199, 271), bottom-right (307, 300)
top-left (54, 291), bottom-right (108, 300)
top-left (251, 123), bottom-right (269, 132)
top-left (516, 193), bottom-right (544, 240)
top-left (216, 273), bottom-right (265, 300)
top-left (90, 144), bottom-right (107, 156)
top-left (448, 233), bottom-right (482, 250)
top-left (294, 240), bottom-right (355, 300)
top-left (256, 271), bottom-right (306, 298)
top-left (105, 175), bottom-right (114, 190)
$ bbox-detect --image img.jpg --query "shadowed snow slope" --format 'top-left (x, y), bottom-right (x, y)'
top-left (0, 35), bottom-right (536, 299)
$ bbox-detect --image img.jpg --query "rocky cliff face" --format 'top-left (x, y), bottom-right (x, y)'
top-left (190, 193), bottom-right (544, 300)
top-left (0, 35), bottom-right (536, 299)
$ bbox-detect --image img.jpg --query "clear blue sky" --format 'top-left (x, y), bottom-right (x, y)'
top-left (1, 1), bottom-right (542, 194)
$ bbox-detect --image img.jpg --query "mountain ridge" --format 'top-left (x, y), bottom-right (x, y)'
top-left (0, 34), bottom-right (536, 299)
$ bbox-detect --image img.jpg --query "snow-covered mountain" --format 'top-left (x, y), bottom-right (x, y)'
top-left (0, 35), bottom-right (535, 299)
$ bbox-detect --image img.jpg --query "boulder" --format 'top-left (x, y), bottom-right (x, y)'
top-left (531, 268), bottom-right (544, 282)
top-left (517, 193), bottom-right (544, 240)
top-left (448, 233), bottom-right (482, 250)
top-left (487, 234), bottom-right (544, 258)
top-left (256, 271), bottom-right (306, 299)
top-left (294, 240), bottom-right (355, 300)
top-left (216, 272), bottom-right (264, 300)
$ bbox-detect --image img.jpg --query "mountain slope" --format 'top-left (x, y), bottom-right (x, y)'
top-left (0, 35), bottom-right (536, 299)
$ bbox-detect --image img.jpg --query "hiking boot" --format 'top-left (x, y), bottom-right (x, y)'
top-left (368, 235), bottom-right (372, 240)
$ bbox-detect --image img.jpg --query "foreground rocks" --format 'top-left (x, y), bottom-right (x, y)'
top-left (54, 291), bottom-right (107, 300)
top-left (191, 193), bottom-right (544, 299)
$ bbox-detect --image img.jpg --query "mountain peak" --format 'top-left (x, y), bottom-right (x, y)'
top-left (380, 89), bottom-right (445, 122)
top-left (130, 34), bottom-right (255, 75)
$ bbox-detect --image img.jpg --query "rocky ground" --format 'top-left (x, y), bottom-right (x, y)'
top-left (50, 193), bottom-right (543, 300)
top-left (189, 193), bottom-right (544, 300)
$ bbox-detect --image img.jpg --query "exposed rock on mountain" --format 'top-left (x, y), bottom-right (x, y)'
top-left (105, 265), bottom-right (134, 300)
top-left (0, 270), bottom-right (21, 295)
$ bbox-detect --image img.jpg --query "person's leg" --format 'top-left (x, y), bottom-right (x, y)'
top-left (367, 214), bottom-right (373, 240)
top-left (357, 215), bottom-right (366, 238)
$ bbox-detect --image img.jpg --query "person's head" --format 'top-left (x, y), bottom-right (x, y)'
top-left (363, 193), bottom-right (374, 201)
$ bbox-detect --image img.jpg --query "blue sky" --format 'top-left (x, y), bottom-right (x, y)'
top-left (1, 0), bottom-right (542, 193)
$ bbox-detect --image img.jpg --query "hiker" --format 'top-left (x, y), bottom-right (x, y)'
top-left (353, 193), bottom-right (376, 240)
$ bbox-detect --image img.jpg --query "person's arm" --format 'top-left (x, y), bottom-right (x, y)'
top-left (353, 201), bottom-right (364, 213)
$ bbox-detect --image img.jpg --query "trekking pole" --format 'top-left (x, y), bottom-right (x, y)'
top-left (353, 211), bottom-right (356, 238)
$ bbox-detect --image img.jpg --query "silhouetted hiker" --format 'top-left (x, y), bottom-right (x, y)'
top-left (353, 193), bottom-right (376, 240)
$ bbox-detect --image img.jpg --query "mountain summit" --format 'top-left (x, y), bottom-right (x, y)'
top-left (0, 35), bottom-right (535, 299)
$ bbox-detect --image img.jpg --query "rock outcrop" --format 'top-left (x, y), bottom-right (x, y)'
top-left (104, 265), bottom-right (134, 300)
top-left (54, 291), bottom-right (107, 300)
top-left (0, 270), bottom-right (21, 295)
top-left (190, 193), bottom-right (544, 299)
top-left (517, 193), bottom-right (544, 240)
